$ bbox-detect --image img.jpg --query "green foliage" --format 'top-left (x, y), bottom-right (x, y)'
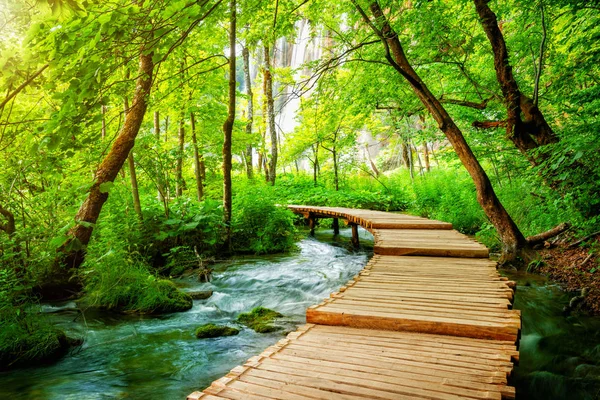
top-left (0, 266), bottom-right (77, 370)
top-left (232, 185), bottom-right (297, 254)
top-left (246, 174), bottom-right (409, 212)
top-left (236, 306), bottom-right (283, 333)
top-left (143, 198), bottom-right (224, 271)
top-left (410, 169), bottom-right (485, 234)
top-left (82, 247), bottom-right (192, 314)
top-left (194, 324), bottom-right (239, 339)
top-left (0, 308), bottom-right (74, 370)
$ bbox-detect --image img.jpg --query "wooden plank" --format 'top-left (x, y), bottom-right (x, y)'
top-left (253, 359), bottom-right (500, 400)
top-left (307, 308), bottom-right (518, 341)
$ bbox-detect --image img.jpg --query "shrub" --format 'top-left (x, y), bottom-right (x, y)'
top-left (82, 248), bottom-right (192, 314)
top-left (232, 189), bottom-right (297, 254)
top-left (411, 169), bottom-right (485, 234)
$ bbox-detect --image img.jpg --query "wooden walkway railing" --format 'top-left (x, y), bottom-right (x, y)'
top-left (188, 206), bottom-right (520, 400)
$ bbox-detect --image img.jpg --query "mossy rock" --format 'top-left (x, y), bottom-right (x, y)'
top-left (195, 324), bottom-right (240, 339)
top-left (0, 317), bottom-right (83, 370)
top-left (236, 307), bottom-right (283, 333)
top-left (152, 280), bottom-right (193, 313)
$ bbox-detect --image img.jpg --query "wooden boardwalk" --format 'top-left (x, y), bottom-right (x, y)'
top-left (188, 206), bottom-right (520, 400)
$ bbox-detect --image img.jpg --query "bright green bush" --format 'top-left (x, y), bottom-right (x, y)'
top-left (232, 189), bottom-right (297, 254)
top-left (82, 247), bottom-right (192, 314)
top-left (410, 169), bottom-right (485, 234)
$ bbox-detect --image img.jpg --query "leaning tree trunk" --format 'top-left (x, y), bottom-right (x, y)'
top-left (190, 112), bottom-right (204, 201)
top-left (242, 46), bottom-right (254, 179)
top-left (473, 0), bottom-right (557, 162)
top-left (360, 1), bottom-right (531, 264)
top-left (55, 48), bottom-right (154, 285)
top-left (222, 0), bottom-right (236, 250)
top-left (263, 45), bottom-right (277, 186)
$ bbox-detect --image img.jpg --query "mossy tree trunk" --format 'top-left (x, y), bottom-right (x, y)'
top-left (52, 48), bottom-right (154, 294)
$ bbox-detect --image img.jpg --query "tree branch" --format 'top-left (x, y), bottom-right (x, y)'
top-left (526, 222), bottom-right (570, 245)
top-left (472, 120), bottom-right (508, 129)
top-left (533, 0), bottom-right (547, 107)
top-left (0, 64), bottom-right (49, 111)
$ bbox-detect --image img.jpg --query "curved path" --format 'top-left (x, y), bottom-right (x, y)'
top-left (188, 206), bottom-right (520, 400)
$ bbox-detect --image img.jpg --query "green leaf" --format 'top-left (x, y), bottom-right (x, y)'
top-left (99, 181), bottom-right (114, 193)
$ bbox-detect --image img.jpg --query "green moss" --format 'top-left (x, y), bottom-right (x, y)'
top-left (195, 324), bottom-right (240, 339)
top-left (83, 256), bottom-right (192, 314)
top-left (0, 310), bottom-right (82, 370)
top-left (236, 307), bottom-right (283, 333)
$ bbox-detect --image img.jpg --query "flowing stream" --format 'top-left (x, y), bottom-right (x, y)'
top-left (0, 228), bottom-right (371, 400)
top-left (1, 229), bottom-right (599, 399)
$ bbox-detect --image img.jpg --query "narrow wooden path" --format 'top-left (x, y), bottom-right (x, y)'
top-left (188, 206), bottom-right (520, 400)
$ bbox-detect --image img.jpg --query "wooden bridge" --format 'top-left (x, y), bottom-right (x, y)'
top-left (188, 206), bottom-right (520, 400)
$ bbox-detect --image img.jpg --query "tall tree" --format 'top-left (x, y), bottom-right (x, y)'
top-left (242, 45), bottom-right (254, 179)
top-left (222, 0), bottom-right (236, 249)
top-left (263, 44), bottom-right (277, 185)
top-left (353, 1), bottom-right (531, 263)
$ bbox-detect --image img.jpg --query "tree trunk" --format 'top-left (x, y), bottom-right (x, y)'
top-left (127, 151), bottom-right (143, 221)
top-left (0, 203), bottom-right (16, 237)
top-left (57, 47), bottom-right (153, 276)
top-left (264, 45), bottom-right (277, 186)
top-left (414, 144), bottom-right (424, 176)
top-left (242, 46), bottom-right (254, 179)
top-left (176, 118), bottom-right (185, 197)
top-left (401, 141), bottom-right (410, 168)
top-left (101, 105), bottom-right (107, 140)
top-left (362, 1), bottom-right (530, 264)
top-left (423, 142), bottom-right (430, 172)
top-left (124, 99), bottom-right (143, 221)
top-left (154, 111), bottom-right (166, 204)
top-left (365, 145), bottom-right (381, 177)
top-left (164, 116), bottom-right (169, 143)
top-left (222, 0), bottom-right (236, 250)
top-left (407, 141), bottom-right (414, 181)
top-left (473, 0), bottom-right (557, 162)
top-left (312, 143), bottom-right (319, 186)
top-left (190, 112), bottom-right (204, 201)
top-left (333, 148), bottom-right (339, 191)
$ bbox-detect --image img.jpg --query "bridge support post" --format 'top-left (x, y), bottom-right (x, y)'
top-left (350, 223), bottom-right (359, 248)
top-left (308, 214), bottom-right (316, 236)
top-left (332, 218), bottom-right (340, 235)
